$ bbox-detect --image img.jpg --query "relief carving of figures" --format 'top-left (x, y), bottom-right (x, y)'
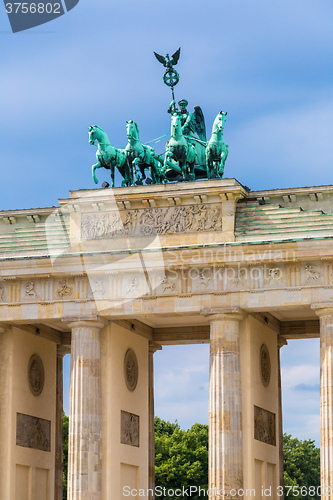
top-left (81, 204), bottom-right (222, 240)
top-left (28, 354), bottom-right (44, 396)
top-left (0, 285), bottom-right (4, 301)
top-left (90, 278), bottom-right (105, 296)
top-left (267, 268), bottom-right (282, 282)
top-left (232, 268), bottom-right (248, 287)
top-left (254, 406), bottom-right (276, 446)
top-left (57, 280), bottom-right (73, 298)
top-left (125, 278), bottom-right (140, 295)
top-left (305, 264), bottom-right (321, 283)
top-left (198, 269), bottom-right (211, 289)
top-left (124, 349), bottom-right (138, 392)
top-left (196, 205), bottom-right (207, 231)
top-left (159, 275), bottom-right (178, 293)
top-left (121, 410), bottom-right (139, 447)
top-left (25, 282), bottom-right (38, 299)
top-left (16, 413), bottom-right (51, 452)
top-left (123, 209), bottom-right (139, 234)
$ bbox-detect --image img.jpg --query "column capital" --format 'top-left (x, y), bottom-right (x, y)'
top-left (278, 336), bottom-right (288, 349)
top-left (311, 303), bottom-right (333, 317)
top-left (149, 341), bottom-right (162, 354)
top-left (57, 345), bottom-right (71, 357)
top-left (65, 316), bottom-right (107, 330)
top-left (201, 307), bottom-right (244, 322)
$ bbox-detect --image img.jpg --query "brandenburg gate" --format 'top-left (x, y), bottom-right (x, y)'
top-left (0, 178), bottom-right (332, 499)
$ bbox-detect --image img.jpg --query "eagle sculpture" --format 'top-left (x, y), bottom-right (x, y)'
top-left (154, 48), bottom-right (181, 69)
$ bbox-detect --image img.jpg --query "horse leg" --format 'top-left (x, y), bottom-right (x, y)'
top-left (133, 159), bottom-right (144, 184)
top-left (206, 149), bottom-right (211, 179)
top-left (182, 150), bottom-right (187, 180)
top-left (124, 159), bottom-right (134, 186)
top-left (110, 163), bottom-right (115, 188)
top-left (140, 164), bottom-right (146, 180)
top-left (92, 162), bottom-right (103, 184)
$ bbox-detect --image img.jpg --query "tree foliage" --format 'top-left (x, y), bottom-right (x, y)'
top-left (63, 412), bottom-right (69, 500)
top-left (283, 433), bottom-right (320, 500)
top-left (62, 415), bottom-right (320, 500)
top-left (154, 417), bottom-right (208, 499)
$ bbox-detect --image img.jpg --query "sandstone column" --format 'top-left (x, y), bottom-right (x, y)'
top-left (55, 345), bottom-right (70, 500)
top-left (313, 305), bottom-right (333, 498)
top-left (67, 319), bottom-right (105, 500)
top-left (148, 342), bottom-right (161, 500)
top-left (208, 308), bottom-right (244, 499)
top-left (278, 337), bottom-right (287, 498)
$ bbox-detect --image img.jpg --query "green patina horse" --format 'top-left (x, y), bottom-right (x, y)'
top-left (164, 113), bottom-right (197, 181)
top-left (89, 125), bottom-right (130, 187)
top-left (125, 120), bottom-right (164, 185)
top-left (205, 111), bottom-right (229, 179)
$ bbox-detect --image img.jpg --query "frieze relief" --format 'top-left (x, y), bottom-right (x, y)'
top-left (16, 413), bottom-right (51, 452)
top-left (0, 261), bottom-right (330, 306)
top-left (90, 278), bottom-right (105, 296)
top-left (304, 264), bottom-right (322, 284)
top-left (24, 281), bottom-right (38, 299)
top-left (121, 410), bottom-right (139, 447)
top-left (157, 273), bottom-right (179, 294)
top-left (81, 204), bottom-right (222, 240)
top-left (57, 280), bottom-right (73, 298)
top-left (254, 406), bottom-right (276, 446)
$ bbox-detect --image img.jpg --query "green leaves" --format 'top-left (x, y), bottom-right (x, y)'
top-left (63, 412), bottom-right (69, 500)
top-left (62, 414), bottom-right (320, 500)
top-left (154, 418), bottom-right (208, 500)
top-left (283, 433), bottom-right (320, 500)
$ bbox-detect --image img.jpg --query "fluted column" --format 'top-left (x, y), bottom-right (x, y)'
top-left (148, 342), bottom-right (162, 500)
top-left (278, 337), bottom-right (287, 498)
top-left (67, 319), bottom-right (106, 500)
top-left (208, 308), bottom-right (244, 500)
top-left (55, 345), bottom-right (70, 500)
top-left (313, 305), bottom-right (333, 498)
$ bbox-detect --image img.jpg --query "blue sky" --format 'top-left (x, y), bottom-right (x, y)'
top-left (1, 0), bottom-right (328, 445)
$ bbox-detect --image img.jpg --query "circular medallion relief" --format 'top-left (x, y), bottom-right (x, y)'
top-left (124, 349), bottom-right (138, 392)
top-left (27, 354), bottom-right (45, 396)
top-left (260, 344), bottom-right (271, 387)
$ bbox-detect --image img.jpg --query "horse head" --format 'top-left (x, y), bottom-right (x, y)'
top-left (88, 125), bottom-right (98, 145)
top-left (89, 125), bottom-right (109, 146)
top-left (171, 112), bottom-right (182, 138)
top-left (212, 111), bottom-right (227, 135)
top-left (126, 120), bottom-right (139, 141)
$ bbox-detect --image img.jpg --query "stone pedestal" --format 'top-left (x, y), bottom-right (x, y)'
top-left (208, 309), bottom-right (244, 499)
top-left (314, 306), bottom-right (333, 497)
top-left (67, 320), bottom-right (106, 500)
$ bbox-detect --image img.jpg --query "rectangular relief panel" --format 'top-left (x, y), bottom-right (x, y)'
top-left (121, 410), bottom-right (139, 447)
top-left (16, 413), bottom-right (51, 452)
top-left (254, 406), bottom-right (276, 446)
top-left (15, 464), bottom-right (31, 500)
